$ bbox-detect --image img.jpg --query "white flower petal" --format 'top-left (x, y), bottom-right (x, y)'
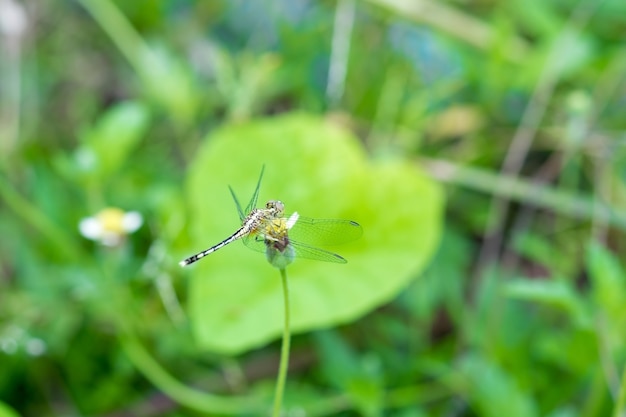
top-left (122, 211), bottom-right (143, 233)
top-left (79, 217), bottom-right (102, 240)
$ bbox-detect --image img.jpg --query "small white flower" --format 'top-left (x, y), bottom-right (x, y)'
top-left (79, 207), bottom-right (143, 246)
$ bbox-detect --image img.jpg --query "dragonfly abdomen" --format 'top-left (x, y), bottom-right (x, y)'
top-left (179, 233), bottom-right (236, 266)
top-left (179, 210), bottom-right (265, 267)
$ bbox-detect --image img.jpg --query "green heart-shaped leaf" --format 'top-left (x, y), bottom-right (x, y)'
top-left (183, 113), bottom-right (443, 354)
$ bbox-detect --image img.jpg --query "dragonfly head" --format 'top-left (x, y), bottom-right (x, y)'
top-left (265, 200), bottom-right (285, 216)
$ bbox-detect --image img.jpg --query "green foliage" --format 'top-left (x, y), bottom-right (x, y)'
top-left (135, 45), bottom-right (200, 125)
top-left (313, 330), bottom-right (384, 416)
top-left (0, 403), bottom-right (19, 417)
top-left (400, 228), bottom-right (469, 323)
top-left (57, 101), bottom-right (151, 185)
top-left (457, 353), bottom-right (538, 417)
top-left (505, 279), bottom-right (588, 323)
top-left (587, 241), bottom-right (626, 322)
top-left (3, 0), bottom-right (626, 415)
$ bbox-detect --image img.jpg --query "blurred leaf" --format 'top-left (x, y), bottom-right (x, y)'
top-left (464, 267), bottom-right (542, 360)
top-left (587, 241), bottom-right (626, 324)
top-left (184, 113), bottom-right (444, 353)
top-left (465, 266), bottom-right (500, 346)
top-left (400, 227), bottom-right (470, 322)
top-left (513, 232), bottom-right (561, 275)
top-left (313, 330), bottom-right (362, 389)
top-left (426, 105), bottom-right (485, 140)
top-left (313, 330), bottom-right (383, 417)
top-left (544, 29), bottom-right (594, 80)
top-left (507, 0), bottom-right (561, 39)
top-left (458, 354), bottom-right (538, 417)
top-left (211, 49), bottom-right (282, 120)
top-left (544, 407), bottom-right (579, 417)
top-left (505, 279), bottom-right (590, 326)
top-left (520, 28), bottom-right (594, 87)
top-left (76, 101), bottom-right (150, 182)
top-left (0, 403), bottom-right (20, 417)
top-left (136, 46), bottom-right (199, 126)
top-left (513, 228), bottom-right (586, 278)
top-left (534, 327), bottom-right (596, 376)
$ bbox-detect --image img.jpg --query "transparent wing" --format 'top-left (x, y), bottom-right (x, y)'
top-left (288, 240), bottom-right (348, 263)
top-left (241, 233), bottom-right (267, 253)
top-left (228, 165), bottom-right (265, 221)
top-left (287, 216), bottom-right (363, 246)
top-left (245, 165), bottom-right (265, 214)
top-left (228, 185), bottom-right (246, 222)
top-left (241, 234), bottom-right (348, 263)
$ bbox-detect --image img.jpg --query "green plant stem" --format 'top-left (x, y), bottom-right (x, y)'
top-left (77, 0), bottom-right (149, 72)
top-left (420, 157), bottom-right (626, 230)
top-left (120, 332), bottom-right (262, 414)
top-left (98, 253), bottom-right (261, 415)
top-left (273, 267), bottom-right (292, 417)
top-left (614, 365), bottom-right (626, 417)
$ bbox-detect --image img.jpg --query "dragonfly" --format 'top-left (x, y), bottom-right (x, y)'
top-left (179, 167), bottom-right (363, 268)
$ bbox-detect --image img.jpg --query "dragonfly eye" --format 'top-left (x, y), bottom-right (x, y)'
top-left (266, 200), bottom-right (285, 213)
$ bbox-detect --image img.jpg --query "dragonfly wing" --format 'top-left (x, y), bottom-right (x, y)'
top-left (287, 216), bottom-right (363, 246)
top-left (242, 233), bottom-right (349, 263)
top-left (228, 166), bottom-right (265, 222)
top-left (244, 165), bottom-right (265, 215)
top-left (242, 233), bottom-right (267, 253)
top-left (289, 240), bottom-right (348, 263)
top-left (229, 185), bottom-right (246, 222)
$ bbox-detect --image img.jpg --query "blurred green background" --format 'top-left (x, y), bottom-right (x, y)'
top-left (2, 0), bottom-right (626, 416)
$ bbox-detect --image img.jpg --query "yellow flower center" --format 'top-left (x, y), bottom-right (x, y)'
top-left (96, 207), bottom-right (126, 234)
